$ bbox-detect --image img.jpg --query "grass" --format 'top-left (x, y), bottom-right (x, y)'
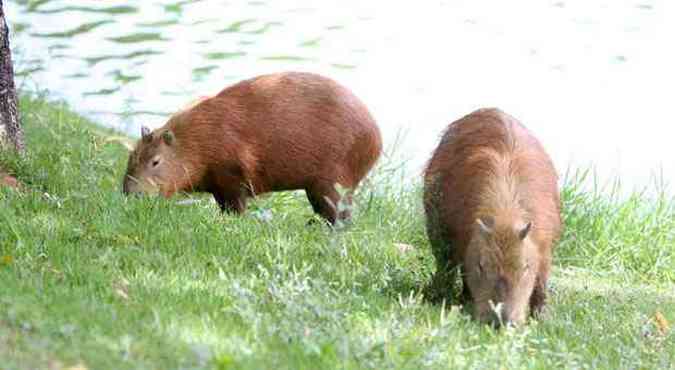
top-left (0, 93), bottom-right (673, 369)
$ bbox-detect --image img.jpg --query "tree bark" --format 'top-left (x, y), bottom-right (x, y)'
top-left (0, 0), bottom-right (24, 154)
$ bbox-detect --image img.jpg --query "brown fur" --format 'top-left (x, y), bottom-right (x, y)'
top-left (123, 72), bottom-right (382, 224)
top-left (423, 108), bottom-right (561, 325)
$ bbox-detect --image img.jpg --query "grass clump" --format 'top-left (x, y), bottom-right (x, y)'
top-left (0, 93), bottom-right (673, 369)
top-left (559, 169), bottom-right (675, 282)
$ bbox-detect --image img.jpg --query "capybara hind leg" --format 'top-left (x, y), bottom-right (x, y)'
top-left (529, 280), bottom-right (547, 318)
top-left (305, 183), bottom-right (341, 225)
top-left (213, 192), bottom-right (247, 214)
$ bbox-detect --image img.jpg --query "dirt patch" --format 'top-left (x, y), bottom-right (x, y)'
top-left (0, 168), bottom-right (20, 189)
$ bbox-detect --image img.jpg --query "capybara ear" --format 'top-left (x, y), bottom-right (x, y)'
top-left (476, 216), bottom-right (495, 235)
top-left (161, 130), bottom-right (175, 145)
top-left (141, 126), bottom-right (152, 142)
top-left (518, 222), bottom-right (532, 240)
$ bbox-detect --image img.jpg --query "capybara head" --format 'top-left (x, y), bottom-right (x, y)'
top-left (123, 126), bottom-right (185, 197)
top-left (464, 214), bottom-right (538, 326)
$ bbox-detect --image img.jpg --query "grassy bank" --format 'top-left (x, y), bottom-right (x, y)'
top-left (1, 94), bottom-right (673, 369)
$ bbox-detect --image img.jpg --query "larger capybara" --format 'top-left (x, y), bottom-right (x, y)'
top-left (123, 72), bottom-right (382, 224)
top-left (423, 108), bottom-right (561, 326)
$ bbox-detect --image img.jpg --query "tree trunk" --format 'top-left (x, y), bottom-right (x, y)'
top-left (0, 0), bottom-right (24, 154)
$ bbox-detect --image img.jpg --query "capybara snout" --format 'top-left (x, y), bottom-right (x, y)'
top-left (123, 72), bottom-right (382, 224)
top-left (123, 127), bottom-right (180, 197)
top-left (424, 108), bottom-right (561, 326)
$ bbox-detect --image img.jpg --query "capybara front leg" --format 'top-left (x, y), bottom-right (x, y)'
top-left (529, 279), bottom-right (547, 318)
top-left (424, 264), bottom-right (463, 304)
top-left (305, 183), bottom-right (341, 225)
top-left (213, 192), bottom-right (247, 214)
top-left (337, 191), bottom-right (353, 221)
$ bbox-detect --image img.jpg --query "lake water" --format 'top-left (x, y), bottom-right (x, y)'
top-left (7, 0), bottom-right (674, 193)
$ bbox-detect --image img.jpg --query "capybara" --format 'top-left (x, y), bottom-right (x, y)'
top-left (122, 72), bottom-right (382, 224)
top-left (423, 108), bottom-right (561, 326)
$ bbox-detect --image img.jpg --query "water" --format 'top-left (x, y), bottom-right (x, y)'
top-left (7, 0), bottom-right (675, 193)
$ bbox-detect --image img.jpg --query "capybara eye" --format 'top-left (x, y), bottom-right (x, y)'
top-left (151, 156), bottom-right (161, 168)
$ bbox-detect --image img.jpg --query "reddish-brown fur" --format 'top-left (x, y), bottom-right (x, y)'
top-left (123, 72), bottom-right (382, 224)
top-left (423, 108), bottom-right (561, 325)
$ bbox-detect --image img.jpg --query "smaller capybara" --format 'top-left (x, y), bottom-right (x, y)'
top-left (423, 108), bottom-right (561, 326)
top-left (122, 72), bottom-right (382, 224)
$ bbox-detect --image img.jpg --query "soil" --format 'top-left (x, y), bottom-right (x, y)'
top-left (0, 167), bottom-right (20, 188)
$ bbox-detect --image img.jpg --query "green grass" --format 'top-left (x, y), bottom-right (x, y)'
top-left (0, 94), bottom-right (673, 369)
